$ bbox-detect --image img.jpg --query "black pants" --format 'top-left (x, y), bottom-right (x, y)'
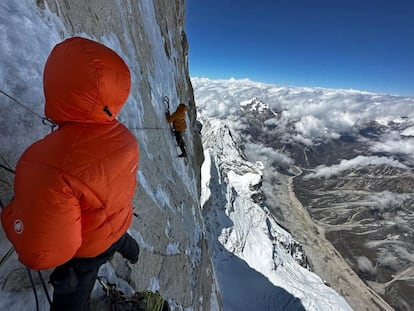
top-left (50, 232), bottom-right (139, 311)
top-left (174, 131), bottom-right (186, 156)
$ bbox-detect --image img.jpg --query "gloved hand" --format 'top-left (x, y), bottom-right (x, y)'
top-left (116, 232), bottom-right (139, 264)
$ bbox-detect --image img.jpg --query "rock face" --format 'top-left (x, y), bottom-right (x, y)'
top-left (0, 1), bottom-right (218, 310)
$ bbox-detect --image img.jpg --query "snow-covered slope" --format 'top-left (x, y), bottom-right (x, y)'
top-left (201, 119), bottom-right (352, 311)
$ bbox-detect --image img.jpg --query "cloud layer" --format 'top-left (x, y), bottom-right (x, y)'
top-left (193, 77), bottom-right (414, 163)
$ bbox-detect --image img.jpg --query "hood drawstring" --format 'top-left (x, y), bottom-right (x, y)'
top-left (103, 106), bottom-right (113, 117)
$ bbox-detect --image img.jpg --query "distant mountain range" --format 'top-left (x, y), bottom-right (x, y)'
top-left (195, 77), bottom-right (414, 311)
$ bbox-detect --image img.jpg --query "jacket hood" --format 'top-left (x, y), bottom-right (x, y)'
top-left (177, 103), bottom-right (188, 113)
top-left (43, 37), bottom-right (131, 124)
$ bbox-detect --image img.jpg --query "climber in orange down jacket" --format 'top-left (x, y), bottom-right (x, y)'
top-left (166, 103), bottom-right (188, 157)
top-left (1, 37), bottom-right (140, 311)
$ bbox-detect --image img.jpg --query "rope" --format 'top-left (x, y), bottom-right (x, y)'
top-left (37, 270), bottom-right (52, 306)
top-left (97, 277), bottom-right (142, 310)
top-left (0, 88), bottom-right (57, 131)
top-left (26, 268), bottom-right (40, 311)
top-left (97, 277), bottom-right (166, 311)
top-left (0, 247), bottom-right (14, 267)
top-left (0, 161), bottom-right (15, 208)
top-left (0, 163), bottom-right (15, 174)
top-left (0, 154), bottom-right (15, 188)
top-left (140, 290), bottom-right (165, 311)
top-left (0, 153), bottom-right (14, 172)
top-left (0, 159), bottom-right (14, 209)
top-left (129, 127), bottom-right (168, 130)
top-left (25, 268), bottom-right (53, 310)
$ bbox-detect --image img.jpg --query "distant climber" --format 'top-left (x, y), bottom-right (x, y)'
top-left (166, 103), bottom-right (188, 158)
top-left (0, 37), bottom-right (140, 311)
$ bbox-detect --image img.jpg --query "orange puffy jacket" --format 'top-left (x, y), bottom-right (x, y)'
top-left (167, 103), bottom-right (187, 132)
top-left (1, 37), bottom-right (139, 270)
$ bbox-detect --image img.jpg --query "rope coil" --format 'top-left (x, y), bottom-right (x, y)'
top-left (97, 277), bottom-right (168, 311)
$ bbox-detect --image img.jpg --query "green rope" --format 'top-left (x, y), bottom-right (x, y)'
top-left (98, 277), bottom-right (167, 311)
top-left (140, 290), bottom-right (165, 311)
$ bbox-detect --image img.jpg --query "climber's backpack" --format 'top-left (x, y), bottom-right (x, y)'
top-left (98, 277), bottom-right (170, 311)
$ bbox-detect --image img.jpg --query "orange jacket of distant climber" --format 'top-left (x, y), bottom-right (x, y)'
top-left (167, 103), bottom-right (188, 132)
top-left (1, 37), bottom-right (139, 270)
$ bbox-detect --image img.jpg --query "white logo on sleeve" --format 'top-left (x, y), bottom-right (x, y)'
top-left (14, 219), bottom-right (24, 234)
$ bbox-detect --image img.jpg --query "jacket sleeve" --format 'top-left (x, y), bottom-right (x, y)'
top-left (166, 111), bottom-right (176, 123)
top-left (1, 161), bottom-right (82, 270)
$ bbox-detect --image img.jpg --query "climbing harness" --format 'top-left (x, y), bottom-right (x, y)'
top-left (0, 88), bottom-right (57, 132)
top-left (98, 277), bottom-right (170, 311)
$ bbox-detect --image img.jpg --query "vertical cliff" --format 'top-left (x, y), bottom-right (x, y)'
top-left (0, 1), bottom-right (218, 310)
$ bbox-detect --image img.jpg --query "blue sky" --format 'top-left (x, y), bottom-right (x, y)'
top-left (186, 0), bottom-right (414, 96)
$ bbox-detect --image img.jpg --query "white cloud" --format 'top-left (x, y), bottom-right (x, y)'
top-left (294, 115), bottom-right (341, 140)
top-left (370, 135), bottom-right (414, 159)
top-left (243, 143), bottom-right (294, 170)
top-left (304, 155), bottom-right (407, 179)
top-left (192, 77), bottom-right (414, 146)
top-left (356, 256), bottom-right (376, 273)
top-left (401, 126), bottom-right (414, 136)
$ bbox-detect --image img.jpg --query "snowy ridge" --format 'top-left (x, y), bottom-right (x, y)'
top-left (193, 77), bottom-right (411, 310)
top-left (201, 118), bottom-right (352, 311)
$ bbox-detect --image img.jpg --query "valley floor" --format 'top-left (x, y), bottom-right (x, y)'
top-left (273, 167), bottom-right (394, 311)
